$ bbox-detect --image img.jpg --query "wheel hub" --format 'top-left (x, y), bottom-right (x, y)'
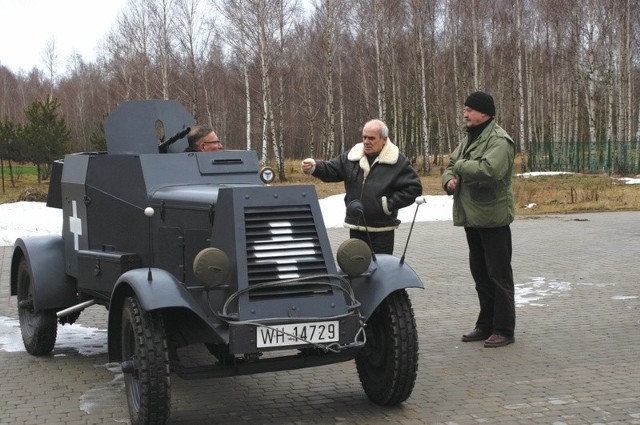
top-left (121, 359), bottom-right (137, 375)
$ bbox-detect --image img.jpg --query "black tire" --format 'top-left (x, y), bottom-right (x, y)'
top-left (355, 289), bottom-right (418, 406)
top-left (16, 257), bottom-right (57, 355)
top-left (121, 296), bottom-right (171, 425)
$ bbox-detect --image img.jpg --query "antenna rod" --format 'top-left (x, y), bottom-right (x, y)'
top-left (360, 211), bottom-right (377, 262)
top-left (145, 207), bottom-right (155, 280)
top-left (346, 200), bottom-right (377, 261)
top-left (400, 196), bottom-right (426, 265)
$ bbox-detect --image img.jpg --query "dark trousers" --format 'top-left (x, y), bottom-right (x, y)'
top-left (350, 229), bottom-right (394, 255)
top-left (464, 226), bottom-right (515, 338)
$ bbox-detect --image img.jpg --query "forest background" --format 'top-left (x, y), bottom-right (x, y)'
top-left (1, 0), bottom-right (639, 187)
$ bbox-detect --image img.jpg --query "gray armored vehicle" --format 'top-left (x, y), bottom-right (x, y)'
top-left (10, 100), bottom-right (423, 424)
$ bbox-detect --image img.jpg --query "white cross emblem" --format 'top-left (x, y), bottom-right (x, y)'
top-left (69, 200), bottom-right (83, 251)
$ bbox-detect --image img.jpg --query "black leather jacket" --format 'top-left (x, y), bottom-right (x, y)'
top-left (312, 141), bottom-right (422, 231)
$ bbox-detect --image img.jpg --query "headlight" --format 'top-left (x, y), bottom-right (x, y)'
top-left (193, 247), bottom-right (230, 289)
top-left (260, 166), bottom-right (275, 184)
top-left (336, 238), bottom-right (372, 277)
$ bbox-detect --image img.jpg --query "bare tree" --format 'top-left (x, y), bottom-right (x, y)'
top-left (42, 38), bottom-right (58, 99)
top-left (515, 0), bottom-right (526, 172)
top-left (1, 0), bottom-right (639, 176)
top-left (449, 0), bottom-right (462, 152)
top-left (175, 0), bottom-right (213, 121)
top-left (409, 0), bottom-right (431, 173)
top-left (636, 96), bottom-right (640, 171)
top-left (217, 0), bottom-right (289, 171)
top-left (108, 0), bottom-right (153, 98)
top-left (272, 0), bottom-right (300, 181)
top-left (315, 0), bottom-right (339, 158)
top-left (257, 0), bottom-right (275, 166)
top-left (290, 20), bottom-right (321, 158)
top-left (581, 0), bottom-right (602, 170)
top-left (215, 0), bottom-right (254, 149)
top-left (620, 0), bottom-right (632, 170)
top-left (372, 2), bottom-right (386, 118)
top-left (470, 0), bottom-right (479, 90)
top-left (147, 0), bottom-right (177, 99)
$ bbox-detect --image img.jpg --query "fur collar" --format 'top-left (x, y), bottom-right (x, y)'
top-left (347, 139), bottom-right (399, 177)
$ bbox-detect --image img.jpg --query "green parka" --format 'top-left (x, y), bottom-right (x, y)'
top-left (442, 119), bottom-right (515, 228)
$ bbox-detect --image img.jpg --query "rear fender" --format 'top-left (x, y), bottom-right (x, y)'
top-left (348, 254), bottom-right (424, 320)
top-left (11, 236), bottom-right (77, 310)
top-left (107, 268), bottom-right (212, 361)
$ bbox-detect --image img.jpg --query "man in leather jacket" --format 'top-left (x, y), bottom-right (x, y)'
top-left (302, 119), bottom-right (422, 254)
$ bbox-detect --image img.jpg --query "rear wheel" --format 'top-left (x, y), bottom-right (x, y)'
top-left (16, 257), bottom-right (57, 355)
top-left (355, 289), bottom-right (418, 406)
top-left (121, 296), bottom-right (171, 425)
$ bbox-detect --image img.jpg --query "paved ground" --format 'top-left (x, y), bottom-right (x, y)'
top-left (1, 211), bottom-right (639, 425)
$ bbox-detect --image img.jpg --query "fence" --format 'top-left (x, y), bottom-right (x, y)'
top-left (528, 139), bottom-right (640, 175)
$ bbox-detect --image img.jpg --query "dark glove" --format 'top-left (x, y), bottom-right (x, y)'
top-left (346, 199), bottom-right (364, 219)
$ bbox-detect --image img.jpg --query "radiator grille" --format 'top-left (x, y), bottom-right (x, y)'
top-left (244, 205), bottom-right (330, 298)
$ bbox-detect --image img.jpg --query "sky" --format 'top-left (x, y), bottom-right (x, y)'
top-left (0, 0), bottom-right (128, 74)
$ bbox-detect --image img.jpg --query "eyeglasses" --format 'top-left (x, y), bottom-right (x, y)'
top-left (202, 140), bottom-right (222, 145)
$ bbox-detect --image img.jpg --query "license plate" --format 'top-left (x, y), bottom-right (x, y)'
top-left (256, 321), bottom-right (339, 348)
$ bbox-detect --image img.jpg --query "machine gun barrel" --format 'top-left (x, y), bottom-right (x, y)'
top-left (158, 127), bottom-right (191, 152)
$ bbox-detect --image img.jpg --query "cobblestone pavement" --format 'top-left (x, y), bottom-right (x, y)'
top-left (1, 211), bottom-right (639, 425)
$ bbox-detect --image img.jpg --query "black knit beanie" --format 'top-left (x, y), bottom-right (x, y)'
top-left (464, 91), bottom-right (496, 116)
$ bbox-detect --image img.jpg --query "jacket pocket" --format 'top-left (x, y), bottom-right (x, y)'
top-left (465, 181), bottom-right (498, 204)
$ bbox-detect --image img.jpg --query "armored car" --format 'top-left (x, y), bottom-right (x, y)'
top-left (10, 100), bottom-right (423, 424)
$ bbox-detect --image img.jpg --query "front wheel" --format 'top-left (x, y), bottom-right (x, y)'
top-left (355, 289), bottom-right (418, 406)
top-left (16, 257), bottom-right (57, 355)
top-left (121, 296), bottom-right (171, 425)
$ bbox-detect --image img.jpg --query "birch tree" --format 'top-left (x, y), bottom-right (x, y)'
top-left (272, 0), bottom-right (299, 181)
top-left (220, 0), bottom-right (283, 169)
top-left (620, 0), bottom-right (632, 170)
top-left (409, 0), bottom-right (431, 173)
top-left (315, 0), bottom-right (339, 158)
top-left (470, 0), bottom-right (479, 90)
top-left (290, 21), bottom-right (320, 158)
top-left (256, 1), bottom-right (275, 167)
top-left (215, 0), bottom-right (253, 150)
top-left (636, 97), bottom-right (640, 171)
top-left (1, 0), bottom-right (639, 175)
top-left (373, 2), bottom-right (386, 119)
top-left (581, 3), bottom-right (598, 170)
top-left (515, 0), bottom-right (526, 172)
top-left (147, 0), bottom-right (177, 99)
top-left (42, 38), bottom-right (58, 100)
top-left (175, 0), bottom-right (212, 121)
top-left (108, 0), bottom-right (153, 98)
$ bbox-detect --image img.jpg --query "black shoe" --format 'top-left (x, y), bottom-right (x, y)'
top-left (483, 334), bottom-right (515, 348)
top-left (461, 328), bottom-right (492, 342)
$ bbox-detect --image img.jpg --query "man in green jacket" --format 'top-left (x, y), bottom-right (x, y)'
top-left (442, 91), bottom-right (516, 348)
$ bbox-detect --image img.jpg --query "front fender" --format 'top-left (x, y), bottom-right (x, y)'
top-left (107, 268), bottom-right (212, 361)
top-left (348, 254), bottom-right (424, 320)
top-left (111, 268), bottom-right (209, 314)
top-left (11, 236), bottom-right (77, 310)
